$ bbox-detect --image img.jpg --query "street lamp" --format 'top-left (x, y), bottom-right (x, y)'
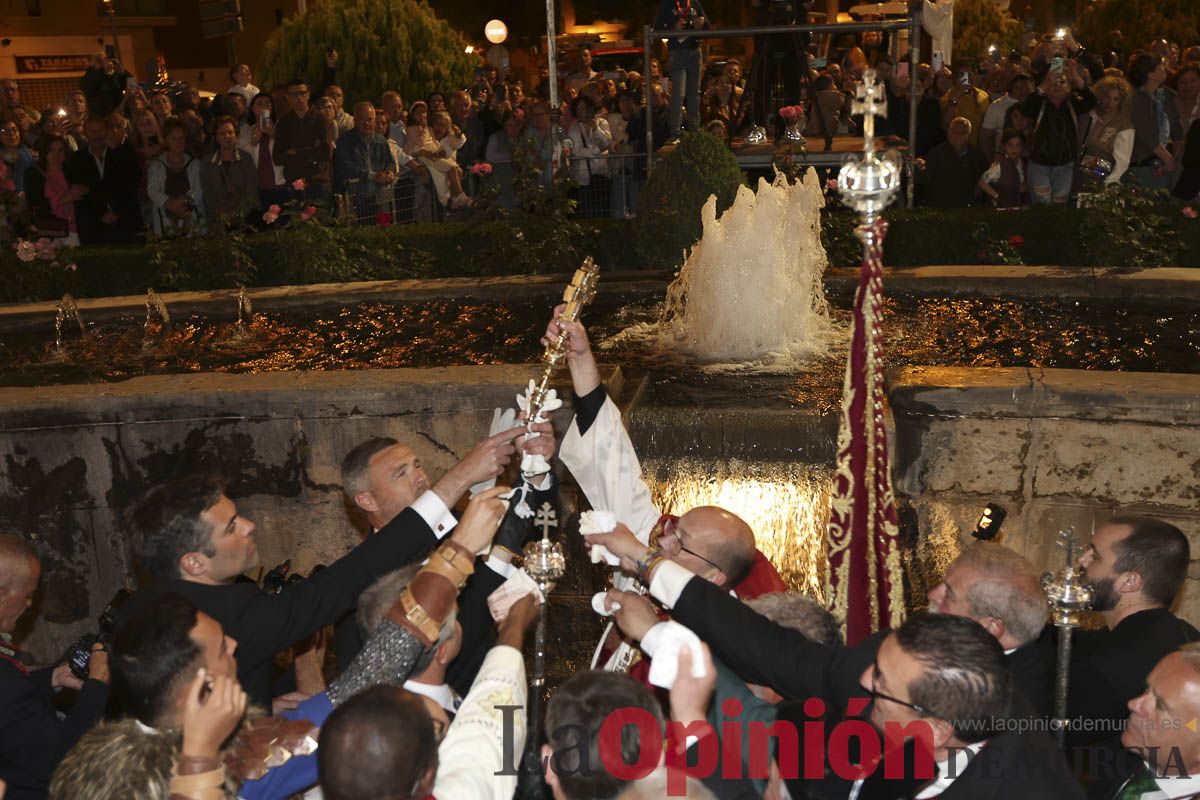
top-left (484, 19), bottom-right (508, 44)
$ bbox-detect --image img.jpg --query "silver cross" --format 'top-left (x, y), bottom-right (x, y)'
top-left (534, 502), bottom-right (558, 539)
top-left (851, 68), bottom-right (886, 155)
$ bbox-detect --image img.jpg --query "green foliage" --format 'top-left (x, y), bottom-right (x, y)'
top-left (1077, 185), bottom-right (1184, 271)
top-left (257, 0), bottom-right (475, 104)
top-left (952, 0), bottom-right (1023, 62)
top-left (1076, 0), bottom-right (1199, 55)
top-left (633, 131), bottom-right (745, 270)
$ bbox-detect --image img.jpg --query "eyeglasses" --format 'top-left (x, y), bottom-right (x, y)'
top-left (867, 663), bottom-right (929, 716)
top-left (653, 517), bottom-right (724, 575)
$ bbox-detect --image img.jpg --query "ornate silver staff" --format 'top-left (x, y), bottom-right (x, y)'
top-left (826, 69), bottom-right (907, 642)
top-left (1042, 527), bottom-right (1094, 744)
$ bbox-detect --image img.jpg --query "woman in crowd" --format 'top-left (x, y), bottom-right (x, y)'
top-left (404, 100), bottom-right (439, 163)
top-left (239, 93), bottom-right (287, 208)
top-left (1023, 59), bottom-right (1095, 204)
top-left (129, 109), bottom-right (162, 226)
top-left (422, 111), bottom-right (470, 209)
top-left (147, 117), bottom-right (204, 235)
top-left (200, 115), bottom-right (259, 227)
top-left (566, 95), bottom-right (612, 218)
top-left (427, 91), bottom-right (448, 115)
top-left (702, 73), bottom-right (744, 131)
top-left (38, 109), bottom-right (78, 154)
top-left (0, 116), bottom-right (35, 194)
top-left (978, 128), bottom-right (1027, 208)
top-left (1077, 75), bottom-right (1134, 189)
top-left (1167, 65), bottom-right (1200, 187)
top-left (22, 134), bottom-right (81, 243)
top-left (1127, 52), bottom-right (1175, 190)
top-left (485, 109), bottom-right (526, 211)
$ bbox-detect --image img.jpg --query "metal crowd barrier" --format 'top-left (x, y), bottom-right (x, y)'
top-left (338, 171), bottom-right (440, 226)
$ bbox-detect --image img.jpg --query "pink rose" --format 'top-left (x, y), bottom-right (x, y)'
top-left (14, 239), bottom-right (36, 263)
top-left (34, 237), bottom-right (56, 260)
top-left (470, 162), bottom-right (493, 176)
top-left (826, 178), bottom-right (839, 192)
top-left (299, 205), bottom-right (317, 222)
top-left (292, 178), bottom-right (307, 192)
top-left (1184, 205), bottom-right (1198, 219)
top-left (262, 204), bottom-right (281, 225)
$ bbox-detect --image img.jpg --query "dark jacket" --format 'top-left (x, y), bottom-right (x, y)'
top-left (333, 128), bottom-right (397, 195)
top-left (198, 148), bottom-right (260, 222)
top-left (273, 109), bottom-right (335, 186)
top-left (1172, 119), bottom-right (1200, 200)
top-left (64, 142), bottom-right (144, 244)
top-left (669, 577), bottom-right (1084, 799)
top-left (654, 0), bottom-right (710, 51)
top-left (917, 141), bottom-right (990, 207)
top-left (120, 504), bottom-right (443, 707)
top-left (0, 642), bottom-right (108, 800)
top-left (1022, 87), bottom-right (1096, 166)
top-left (79, 65), bottom-right (132, 117)
top-left (1066, 608), bottom-right (1200, 749)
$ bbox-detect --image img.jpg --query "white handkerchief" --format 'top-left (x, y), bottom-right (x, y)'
top-left (487, 568), bottom-right (544, 623)
top-left (646, 621), bottom-right (707, 690)
top-left (579, 510), bottom-right (620, 565)
top-left (469, 408), bottom-right (518, 497)
top-left (591, 591), bottom-right (622, 617)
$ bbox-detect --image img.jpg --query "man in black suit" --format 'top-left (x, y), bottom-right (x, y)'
top-left (591, 526), bottom-right (1084, 799)
top-left (121, 425), bottom-right (525, 708)
top-left (64, 115), bottom-right (143, 244)
top-left (1069, 516), bottom-right (1199, 751)
top-left (0, 535), bottom-right (109, 800)
top-left (334, 429), bottom-right (557, 694)
top-left (927, 541), bottom-right (1055, 719)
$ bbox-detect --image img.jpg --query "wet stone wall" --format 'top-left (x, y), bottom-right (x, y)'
top-left (0, 365), bottom-right (597, 663)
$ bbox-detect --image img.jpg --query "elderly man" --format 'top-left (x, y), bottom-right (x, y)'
top-left (1069, 515), bottom-right (1199, 751)
top-left (334, 102), bottom-right (396, 214)
top-left (0, 535), bottom-right (108, 800)
top-left (915, 116), bottom-right (990, 207)
top-left (547, 308), bottom-right (785, 673)
top-left (1097, 643), bottom-right (1200, 799)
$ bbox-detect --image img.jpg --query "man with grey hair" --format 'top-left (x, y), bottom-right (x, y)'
top-left (1099, 642), bottom-right (1200, 798)
top-left (0, 534), bottom-right (109, 799)
top-left (928, 540), bottom-right (1053, 718)
top-left (357, 565), bottom-right (463, 721)
top-left (915, 115), bottom-right (990, 207)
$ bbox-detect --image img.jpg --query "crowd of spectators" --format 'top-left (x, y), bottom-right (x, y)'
top-left (1, 307), bottom-right (1198, 800)
top-left (3, 26), bottom-right (1200, 248)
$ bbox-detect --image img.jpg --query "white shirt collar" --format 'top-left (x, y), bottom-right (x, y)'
top-left (1149, 767), bottom-right (1200, 799)
top-left (914, 740), bottom-right (988, 799)
top-left (403, 680), bottom-right (459, 713)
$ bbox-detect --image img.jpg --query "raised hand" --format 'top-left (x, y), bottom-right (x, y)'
top-left (605, 588), bottom-right (660, 641)
top-left (668, 643), bottom-right (716, 725)
top-left (451, 484), bottom-right (511, 555)
top-left (434, 427), bottom-right (523, 506)
top-left (181, 668), bottom-right (247, 760)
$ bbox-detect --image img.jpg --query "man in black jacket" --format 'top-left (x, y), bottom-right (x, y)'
top-left (1069, 515), bottom-right (1199, 752)
top-left (590, 526), bottom-right (1085, 799)
top-left (0, 535), bottom-right (109, 800)
top-left (121, 424), bottom-right (526, 708)
top-left (64, 116), bottom-right (143, 244)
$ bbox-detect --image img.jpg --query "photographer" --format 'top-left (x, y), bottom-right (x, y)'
top-left (0, 535), bottom-right (108, 799)
top-left (654, 0), bottom-right (711, 144)
top-left (79, 53), bottom-right (133, 118)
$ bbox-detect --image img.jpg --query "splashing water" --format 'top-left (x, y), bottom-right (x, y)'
top-left (653, 168), bottom-right (836, 365)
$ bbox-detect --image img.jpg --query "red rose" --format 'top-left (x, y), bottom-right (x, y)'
top-left (375, 211), bottom-right (392, 226)
top-left (1008, 235), bottom-right (1025, 247)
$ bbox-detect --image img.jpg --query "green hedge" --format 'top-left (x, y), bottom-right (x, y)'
top-left (3, 203), bottom-right (1197, 303)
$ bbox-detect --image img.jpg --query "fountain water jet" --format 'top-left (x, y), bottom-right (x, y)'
top-left (654, 167), bottom-right (835, 364)
top-left (53, 294), bottom-right (86, 356)
top-left (235, 286), bottom-right (253, 336)
top-left (143, 288), bottom-right (172, 350)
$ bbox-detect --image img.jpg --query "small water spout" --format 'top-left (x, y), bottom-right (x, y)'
top-left (143, 288), bottom-right (172, 349)
top-left (53, 293), bottom-right (86, 356)
top-left (235, 286), bottom-right (253, 335)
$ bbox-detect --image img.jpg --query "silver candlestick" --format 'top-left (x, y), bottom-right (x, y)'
top-left (837, 69), bottom-right (902, 223)
top-left (1041, 527), bottom-right (1094, 744)
top-left (521, 534), bottom-right (565, 781)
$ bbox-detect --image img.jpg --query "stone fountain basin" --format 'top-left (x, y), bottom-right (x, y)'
top-left (3, 269), bottom-right (1199, 661)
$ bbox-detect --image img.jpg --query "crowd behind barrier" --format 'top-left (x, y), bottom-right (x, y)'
top-left (1, 25), bottom-right (1199, 249)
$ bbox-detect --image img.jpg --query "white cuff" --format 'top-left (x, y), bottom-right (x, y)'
top-left (485, 554), bottom-right (518, 579)
top-left (412, 490), bottom-right (457, 539)
top-left (649, 559), bottom-right (695, 610)
top-left (639, 621), bottom-right (673, 658)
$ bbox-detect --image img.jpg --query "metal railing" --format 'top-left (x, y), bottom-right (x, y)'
top-left (337, 170), bottom-right (441, 226)
top-left (464, 151), bottom-right (646, 220)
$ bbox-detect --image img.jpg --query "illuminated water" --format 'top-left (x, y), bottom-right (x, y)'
top-left (2, 295), bottom-right (1194, 409)
top-left (656, 169), bottom-right (836, 363)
